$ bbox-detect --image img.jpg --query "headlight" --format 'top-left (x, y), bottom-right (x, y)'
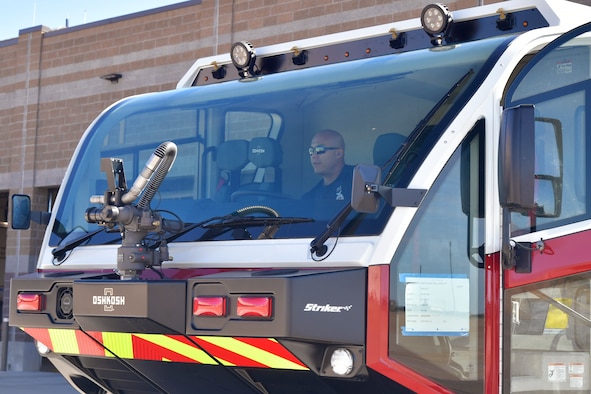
top-left (330, 348), bottom-right (354, 376)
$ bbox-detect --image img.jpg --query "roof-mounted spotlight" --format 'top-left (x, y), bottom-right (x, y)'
top-left (421, 3), bottom-right (453, 46)
top-left (231, 41), bottom-right (257, 79)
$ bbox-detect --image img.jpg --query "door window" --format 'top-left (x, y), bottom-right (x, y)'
top-left (389, 121), bottom-right (485, 392)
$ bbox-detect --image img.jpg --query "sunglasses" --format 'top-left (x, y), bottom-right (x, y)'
top-left (308, 145), bottom-right (340, 155)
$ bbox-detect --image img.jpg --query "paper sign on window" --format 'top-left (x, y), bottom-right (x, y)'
top-left (401, 274), bottom-right (469, 336)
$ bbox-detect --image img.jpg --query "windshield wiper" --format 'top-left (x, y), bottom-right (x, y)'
top-left (153, 215), bottom-right (314, 246)
top-left (52, 227), bottom-right (119, 262)
top-left (383, 69), bottom-right (474, 172)
top-left (200, 216), bottom-right (314, 241)
top-left (309, 204), bottom-right (353, 259)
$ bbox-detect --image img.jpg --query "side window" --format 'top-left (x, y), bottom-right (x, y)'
top-left (505, 275), bottom-right (591, 392)
top-left (505, 31), bottom-right (591, 235)
top-left (225, 111), bottom-right (280, 140)
top-left (389, 121), bottom-right (485, 393)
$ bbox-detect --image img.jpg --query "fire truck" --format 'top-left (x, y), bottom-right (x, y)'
top-left (9, 0), bottom-right (591, 392)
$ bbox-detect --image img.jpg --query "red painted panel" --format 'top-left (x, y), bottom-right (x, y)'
top-left (485, 253), bottom-right (501, 394)
top-left (505, 229), bottom-right (591, 288)
top-left (365, 265), bottom-right (453, 393)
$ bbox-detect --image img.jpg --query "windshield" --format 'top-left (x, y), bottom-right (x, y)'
top-left (50, 36), bottom-right (510, 247)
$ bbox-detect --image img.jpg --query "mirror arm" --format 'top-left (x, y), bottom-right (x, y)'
top-left (501, 208), bottom-right (515, 269)
top-left (31, 211), bottom-right (50, 225)
top-left (377, 186), bottom-right (427, 207)
top-left (501, 208), bottom-right (532, 273)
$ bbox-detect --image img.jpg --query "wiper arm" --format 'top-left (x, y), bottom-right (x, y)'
top-left (201, 216), bottom-right (314, 241)
top-left (156, 216), bottom-right (227, 246)
top-left (383, 70), bottom-right (474, 172)
top-left (309, 204), bottom-right (353, 259)
top-left (204, 216), bottom-right (313, 228)
top-left (52, 227), bottom-right (111, 261)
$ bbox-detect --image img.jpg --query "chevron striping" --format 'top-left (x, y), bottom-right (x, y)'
top-left (196, 336), bottom-right (308, 370)
top-left (191, 336), bottom-right (266, 368)
top-left (133, 333), bottom-right (217, 364)
top-left (48, 329), bottom-right (79, 354)
top-left (22, 327), bottom-right (53, 352)
top-left (102, 332), bottom-right (134, 358)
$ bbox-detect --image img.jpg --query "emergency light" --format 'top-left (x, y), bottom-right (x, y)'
top-left (421, 3), bottom-right (454, 45)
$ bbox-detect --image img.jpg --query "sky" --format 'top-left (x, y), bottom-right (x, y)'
top-left (0, 1), bottom-right (183, 41)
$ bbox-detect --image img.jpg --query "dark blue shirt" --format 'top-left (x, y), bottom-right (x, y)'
top-left (303, 165), bottom-right (354, 204)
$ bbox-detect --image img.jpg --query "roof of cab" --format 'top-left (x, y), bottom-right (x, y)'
top-left (177, 0), bottom-right (591, 88)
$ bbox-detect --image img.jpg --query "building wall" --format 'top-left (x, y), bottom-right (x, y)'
top-left (0, 0), bottom-right (585, 370)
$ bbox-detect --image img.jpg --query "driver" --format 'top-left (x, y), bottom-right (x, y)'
top-left (303, 129), bottom-right (353, 202)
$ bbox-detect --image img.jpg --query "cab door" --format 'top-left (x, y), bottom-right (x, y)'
top-left (502, 22), bottom-right (591, 393)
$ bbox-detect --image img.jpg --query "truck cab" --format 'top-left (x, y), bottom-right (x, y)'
top-left (9, 1), bottom-right (591, 392)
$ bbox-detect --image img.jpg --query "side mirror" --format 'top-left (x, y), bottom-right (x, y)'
top-left (499, 105), bottom-right (563, 217)
top-left (499, 105), bottom-right (563, 272)
top-left (11, 194), bottom-right (31, 230)
top-left (498, 105), bottom-right (536, 213)
top-left (351, 164), bottom-right (381, 213)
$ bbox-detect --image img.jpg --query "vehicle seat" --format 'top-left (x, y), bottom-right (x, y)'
top-left (215, 139), bottom-right (249, 201)
top-left (246, 137), bottom-right (283, 191)
top-left (373, 133), bottom-right (406, 168)
top-left (230, 137), bottom-right (283, 202)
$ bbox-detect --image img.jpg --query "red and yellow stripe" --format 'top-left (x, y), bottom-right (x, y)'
top-left (21, 327), bottom-right (308, 370)
top-left (191, 336), bottom-right (307, 370)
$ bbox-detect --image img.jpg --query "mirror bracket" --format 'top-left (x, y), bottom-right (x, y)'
top-left (378, 186), bottom-right (427, 208)
top-left (31, 211), bottom-right (51, 225)
top-left (513, 242), bottom-right (533, 273)
top-left (351, 164), bottom-right (427, 213)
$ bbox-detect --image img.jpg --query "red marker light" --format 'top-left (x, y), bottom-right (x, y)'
top-left (17, 293), bottom-right (44, 312)
top-left (193, 296), bottom-right (227, 317)
top-left (236, 296), bottom-right (273, 318)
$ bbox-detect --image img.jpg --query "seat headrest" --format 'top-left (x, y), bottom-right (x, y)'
top-left (217, 140), bottom-right (249, 170)
top-left (248, 137), bottom-right (282, 167)
top-left (373, 133), bottom-right (406, 167)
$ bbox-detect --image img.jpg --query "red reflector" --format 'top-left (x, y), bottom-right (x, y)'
top-left (17, 293), bottom-right (44, 312)
top-left (237, 296), bottom-right (273, 318)
top-left (193, 297), bottom-right (227, 317)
